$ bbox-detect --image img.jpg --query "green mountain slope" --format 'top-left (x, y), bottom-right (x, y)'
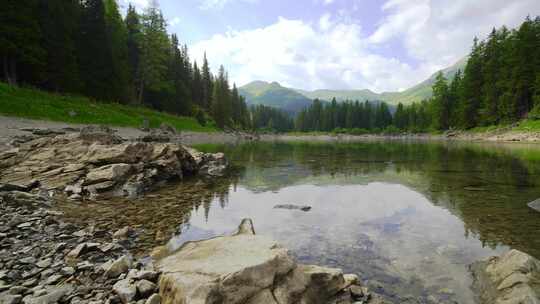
top-left (239, 57), bottom-right (468, 112)
top-left (380, 57), bottom-right (468, 105)
top-left (238, 81), bottom-right (312, 114)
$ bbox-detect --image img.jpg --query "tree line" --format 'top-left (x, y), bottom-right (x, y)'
top-left (259, 16), bottom-right (540, 134)
top-left (0, 0), bottom-right (249, 129)
top-left (396, 15), bottom-right (540, 132)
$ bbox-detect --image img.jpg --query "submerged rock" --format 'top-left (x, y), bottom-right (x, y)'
top-left (470, 249), bottom-right (540, 304)
top-left (156, 219), bottom-right (363, 304)
top-left (527, 199), bottom-right (540, 212)
top-left (274, 204), bottom-right (312, 212)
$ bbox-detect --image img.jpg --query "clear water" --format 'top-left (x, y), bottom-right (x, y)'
top-left (60, 140), bottom-right (540, 303)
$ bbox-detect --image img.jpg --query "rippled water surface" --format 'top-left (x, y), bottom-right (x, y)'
top-left (60, 140), bottom-right (540, 304)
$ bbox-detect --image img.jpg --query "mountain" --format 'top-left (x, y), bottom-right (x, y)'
top-left (239, 57), bottom-right (468, 112)
top-left (238, 81), bottom-right (312, 114)
top-left (379, 56), bottom-right (468, 105)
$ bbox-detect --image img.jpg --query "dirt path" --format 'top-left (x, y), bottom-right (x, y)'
top-left (0, 116), bottom-right (247, 151)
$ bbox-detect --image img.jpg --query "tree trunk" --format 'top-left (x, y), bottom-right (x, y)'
top-left (10, 57), bottom-right (17, 86)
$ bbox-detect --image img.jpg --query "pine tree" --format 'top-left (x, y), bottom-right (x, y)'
top-left (125, 4), bottom-right (142, 103)
top-left (78, 0), bottom-right (115, 101)
top-left (104, 0), bottom-right (130, 103)
top-left (201, 53), bottom-right (213, 111)
top-left (38, 0), bottom-right (81, 92)
top-left (192, 61), bottom-right (203, 108)
top-left (138, 0), bottom-right (170, 105)
top-left (0, 0), bottom-right (44, 86)
top-left (431, 72), bottom-right (450, 130)
top-left (459, 38), bottom-right (484, 129)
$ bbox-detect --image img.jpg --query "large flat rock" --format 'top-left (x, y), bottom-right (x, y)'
top-left (156, 219), bottom-right (362, 304)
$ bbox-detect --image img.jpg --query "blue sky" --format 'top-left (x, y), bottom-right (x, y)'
top-left (122, 0), bottom-right (540, 92)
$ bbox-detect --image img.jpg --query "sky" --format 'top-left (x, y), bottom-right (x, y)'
top-left (121, 0), bottom-right (540, 93)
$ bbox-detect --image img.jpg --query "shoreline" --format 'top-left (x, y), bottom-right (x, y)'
top-left (2, 116), bottom-right (540, 152)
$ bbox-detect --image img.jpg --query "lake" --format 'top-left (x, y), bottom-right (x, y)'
top-left (59, 140), bottom-right (540, 304)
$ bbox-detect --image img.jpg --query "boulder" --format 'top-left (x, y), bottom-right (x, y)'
top-left (470, 249), bottom-right (540, 304)
top-left (103, 255), bottom-right (134, 279)
top-left (113, 279), bottom-right (137, 304)
top-left (156, 219), bottom-right (361, 304)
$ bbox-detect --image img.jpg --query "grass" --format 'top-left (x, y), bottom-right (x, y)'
top-left (0, 82), bottom-right (217, 132)
top-left (514, 119), bottom-right (540, 132)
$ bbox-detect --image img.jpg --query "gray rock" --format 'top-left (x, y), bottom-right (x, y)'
top-left (60, 267), bottom-right (75, 276)
top-left (112, 279), bottom-right (136, 304)
top-left (35, 259), bottom-right (51, 269)
top-left (9, 286), bottom-right (29, 295)
top-left (0, 294), bottom-right (23, 304)
top-left (136, 280), bottom-right (156, 298)
top-left (44, 274), bottom-right (63, 285)
top-left (66, 243), bottom-right (86, 260)
top-left (471, 249), bottom-right (540, 304)
top-left (144, 294), bottom-right (160, 304)
top-left (527, 199), bottom-right (540, 212)
top-left (134, 271), bottom-right (159, 282)
top-left (103, 255), bottom-right (133, 278)
top-left (274, 204), bottom-right (312, 212)
top-left (19, 257), bottom-right (37, 265)
top-left (23, 285), bottom-right (74, 304)
top-left (112, 226), bottom-right (134, 240)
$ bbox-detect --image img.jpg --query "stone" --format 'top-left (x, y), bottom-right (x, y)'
top-left (35, 259), bottom-right (52, 269)
top-left (112, 226), bottom-right (134, 240)
top-left (157, 219), bottom-right (358, 304)
top-left (0, 180), bottom-right (39, 192)
top-left (0, 294), bottom-right (23, 304)
top-left (79, 126), bottom-right (123, 145)
top-left (103, 255), bottom-right (133, 278)
top-left (9, 286), bottom-right (29, 295)
top-left (144, 294), bottom-right (160, 304)
top-left (113, 279), bottom-right (137, 304)
top-left (470, 249), bottom-right (540, 304)
top-left (66, 243), bottom-right (86, 260)
top-left (527, 198), bottom-right (540, 212)
top-left (134, 271), bottom-right (159, 282)
top-left (44, 274), bottom-right (63, 285)
top-left (61, 267), bottom-right (76, 276)
top-left (19, 257), bottom-right (37, 264)
top-left (85, 164), bottom-right (132, 186)
top-left (136, 280), bottom-right (156, 298)
top-left (274, 204), bottom-right (312, 212)
top-left (23, 285), bottom-right (74, 304)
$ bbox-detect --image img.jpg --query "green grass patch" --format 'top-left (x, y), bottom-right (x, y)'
top-left (0, 82), bottom-right (217, 132)
top-left (515, 119), bottom-right (540, 132)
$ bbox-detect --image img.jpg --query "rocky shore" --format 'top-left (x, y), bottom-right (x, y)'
top-left (0, 126), bottom-right (227, 201)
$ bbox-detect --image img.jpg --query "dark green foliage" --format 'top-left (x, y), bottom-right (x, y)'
top-left (0, 0), bottom-right (44, 86)
top-left (251, 104), bottom-right (294, 132)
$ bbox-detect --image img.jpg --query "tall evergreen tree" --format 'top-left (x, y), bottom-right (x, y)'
top-left (125, 4), bottom-right (142, 103)
top-left (38, 0), bottom-right (81, 92)
top-left (0, 0), bottom-right (44, 86)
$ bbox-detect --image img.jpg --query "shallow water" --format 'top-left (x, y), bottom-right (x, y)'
top-left (60, 140), bottom-right (540, 303)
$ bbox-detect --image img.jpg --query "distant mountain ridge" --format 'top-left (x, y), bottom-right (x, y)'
top-left (239, 57), bottom-right (467, 113)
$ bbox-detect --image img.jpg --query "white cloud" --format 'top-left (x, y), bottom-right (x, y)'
top-left (370, 0), bottom-right (540, 72)
top-left (192, 0), bottom-right (540, 92)
top-left (199, 0), bottom-right (258, 10)
top-left (169, 17), bottom-right (181, 27)
top-left (324, 0), bottom-right (335, 5)
top-left (192, 17), bottom-right (432, 92)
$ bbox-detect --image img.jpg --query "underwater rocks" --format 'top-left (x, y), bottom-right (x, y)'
top-left (274, 204), bottom-right (312, 212)
top-left (0, 127), bottom-right (228, 200)
top-left (156, 218), bottom-right (383, 304)
top-left (470, 249), bottom-right (540, 304)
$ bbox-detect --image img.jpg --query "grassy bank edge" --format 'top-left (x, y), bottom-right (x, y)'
top-left (0, 82), bottom-right (217, 133)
